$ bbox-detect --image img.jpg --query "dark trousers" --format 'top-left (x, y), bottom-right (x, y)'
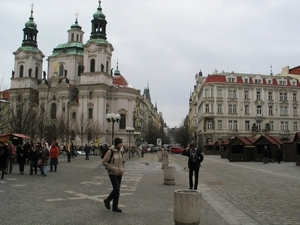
top-left (19, 162), bottom-right (25, 173)
top-left (67, 155), bottom-right (71, 162)
top-left (85, 153), bottom-right (89, 160)
top-left (30, 160), bottom-right (38, 174)
top-left (50, 158), bottom-right (58, 171)
top-left (8, 158), bottom-right (13, 173)
top-left (107, 175), bottom-right (122, 209)
top-left (189, 167), bottom-right (200, 190)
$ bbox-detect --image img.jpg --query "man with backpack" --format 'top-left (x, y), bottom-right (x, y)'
top-left (182, 143), bottom-right (204, 190)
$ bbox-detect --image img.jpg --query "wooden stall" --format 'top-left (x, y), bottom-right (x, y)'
top-left (292, 132), bottom-right (300, 166)
top-left (253, 135), bottom-right (283, 162)
top-left (227, 136), bottom-right (256, 162)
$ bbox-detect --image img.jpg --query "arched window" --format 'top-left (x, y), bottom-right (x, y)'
top-left (90, 59), bottom-right (95, 72)
top-left (51, 103), bottom-right (57, 119)
top-left (77, 65), bottom-right (81, 76)
top-left (119, 114), bottom-right (126, 129)
top-left (76, 34), bottom-right (79, 41)
top-left (59, 64), bottom-right (64, 76)
top-left (89, 91), bottom-right (93, 99)
top-left (72, 112), bottom-right (76, 119)
top-left (88, 108), bottom-right (93, 119)
top-left (71, 33), bottom-right (74, 41)
top-left (19, 65), bottom-right (24, 78)
top-left (35, 66), bottom-right (38, 79)
top-left (106, 61), bottom-right (109, 73)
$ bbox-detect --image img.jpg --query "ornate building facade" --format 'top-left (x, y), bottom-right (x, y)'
top-left (190, 69), bottom-right (300, 147)
top-left (8, 2), bottom-right (163, 146)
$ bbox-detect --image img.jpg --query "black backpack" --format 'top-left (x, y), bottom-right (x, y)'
top-left (189, 148), bottom-right (204, 163)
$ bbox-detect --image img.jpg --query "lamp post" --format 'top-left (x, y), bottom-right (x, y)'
top-left (106, 113), bottom-right (121, 145)
top-left (126, 127), bottom-right (134, 159)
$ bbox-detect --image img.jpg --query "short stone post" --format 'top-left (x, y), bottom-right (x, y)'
top-left (174, 189), bottom-right (201, 225)
top-left (161, 158), bottom-right (169, 168)
top-left (163, 166), bottom-right (175, 185)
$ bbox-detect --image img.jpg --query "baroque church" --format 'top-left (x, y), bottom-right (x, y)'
top-left (8, 1), bottom-right (161, 146)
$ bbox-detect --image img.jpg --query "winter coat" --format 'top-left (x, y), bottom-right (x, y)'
top-left (102, 145), bottom-right (125, 176)
top-left (29, 148), bottom-right (39, 162)
top-left (0, 145), bottom-right (8, 170)
top-left (49, 146), bottom-right (59, 159)
top-left (182, 148), bottom-right (204, 169)
top-left (16, 145), bottom-right (26, 164)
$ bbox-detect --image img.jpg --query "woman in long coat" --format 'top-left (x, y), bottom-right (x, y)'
top-left (16, 143), bottom-right (26, 174)
top-left (0, 141), bottom-right (9, 179)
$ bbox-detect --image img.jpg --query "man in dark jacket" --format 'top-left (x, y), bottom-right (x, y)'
top-left (182, 143), bottom-right (204, 190)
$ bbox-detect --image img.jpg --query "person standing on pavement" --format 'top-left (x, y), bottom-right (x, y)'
top-left (277, 144), bottom-right (283, 164)
top-left (0, 141), bottom-right (9, 179)
top-left (7, 141), bottom-right (15, 174)
top-left (182, 143), bottom-right (204, 190)
top-left (49, 141), bottom-right (59, 172)
top-left (29, 143), bottom-right (39, 175)
top-left (102, 137), bottom-right (125, 213)
top-left (263, 145), bottom-right (268, 164)
top-left (84, 144), bottom-right (91, 160)
top-left (16, 142), bottom-right (26, 174)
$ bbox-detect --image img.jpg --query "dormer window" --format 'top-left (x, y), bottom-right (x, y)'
top-left (244, 78), bottom-right (249, 83)
top-left (279, 80), bottom-right (286, 85)
top-left (267, 80), bottom-right (272, 85)
top-left (255, 79), bottom-right (261, 84)
top-left (228, 77), bottom-right (235, 82)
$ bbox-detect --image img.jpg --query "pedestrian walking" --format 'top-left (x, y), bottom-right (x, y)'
top-left (39, 143), bottom-right (50, 177)
top-left (277, 144), bottom-right (283, 164)
top-left (102, 137), bottom-right (125, 213)
top-left (182, 143), bottom-right (204, 190)
top-left (84, 144), bottom-right (91, 160)
top-left (49, 142), bottom-right (59, 172)
top-left (29, 143), bottom-right (39, 175)
top-left (7, 141), bottom-right (15, 174)
top-left (16, 142), bottom-right (26, 174)
top-left (0, 141), bottom-right (8, 179)
top-left (263, 146), bottom-right (268, 164)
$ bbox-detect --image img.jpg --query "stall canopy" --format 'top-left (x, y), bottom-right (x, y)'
top-left (0, 133), bottom-right (31, 143)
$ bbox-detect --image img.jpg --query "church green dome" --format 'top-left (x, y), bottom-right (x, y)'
top-left (25, 15), bottom-right (37, 29)
top-left (93, 2), bottom-right (106, 20)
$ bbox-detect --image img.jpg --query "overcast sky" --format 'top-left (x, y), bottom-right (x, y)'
top-left (1, 0), bottom-right (300, 128)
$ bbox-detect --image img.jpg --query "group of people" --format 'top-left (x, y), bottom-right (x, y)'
top-left (263, 144), bottom-right (283, 164)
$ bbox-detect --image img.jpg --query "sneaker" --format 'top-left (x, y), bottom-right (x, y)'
top-left (104, 199), bottom-right (111, 209)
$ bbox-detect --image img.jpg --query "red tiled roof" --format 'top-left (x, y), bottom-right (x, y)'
top-left (205, 75), bottom-right (226, 83)
top-left (113, 75), bottom-right (128, 86)
top-left (289, 66), bottom-right (300, 75)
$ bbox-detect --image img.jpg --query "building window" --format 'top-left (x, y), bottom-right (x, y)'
top-left (229, 120), bottom-right (238, 130)
top-left (279, 80), bottom-right (287, 85)
top-left (268, 106), bottom-right (273, 115)
top-left (245, 105), bottom-right (250, 114)
top-left (19, 65), bottom-right (24, 78)
top-left (228, 90), bottom-right (236, 98)
top-left (205, 104), bottom-right (209, 113)
top-left (228, 104), bottom-right (237, 114)
top-left (280, 121), bottom-right (289, 131)
top-left (279, 93), bottom-right (288, 101)
top-left (35, 66), bottom-right (38, 79)
top-left (293, 93), bottom-right (297, 101)
top-left (89, 91), bottom-right (93, 99)
top-left (280, 106), bottom-right (288, 115)
top-left (119, 114), bottom-right (126, 129)
top-left (244, 78), bottom-right (248, 83)
top-left (268, 92), bottom-right (273, 101)
top-left (88, 108), bottom-right (93, 119)
top-left (245, 120), bottom-right (250, 130)
top-left (294, 122), bottom-right (298, 131)
top-left (244, 90), bottom-right (249, 99)
top-left (256, 91), bottom-right (261, 100)
top-left (228, 77), bottom-right (235, 82)
top-left (256, 120), bottom-right (262, 131)
top-left (269, 121), bottom-right (274, 130)
top-left (267, 80), bottom-right (272, 84)
top-left (255, 79), bottom-right (261, 84)
top-left (90, 59), bottom-right (95, 72)
top-left (217, 89), bottom-right (222, 97)
top-left (293, 107), bottom-right (298, 116)
top-left (257, 105), bottom-right (262, 115)
top-left (206, 120), bottom-right (212, 130)
top-left (72, 112), bottom-right (76, 119)
top-left (217, 120), bottom-right (222, 130)
top-left (217, 104), bottom-right (222, 113)
top-left (51, 103), bottom-right (56, 119)
top-left (205, 89), bottom-right (209, 97)
top-left (59, 64), bottom-right (64, 76)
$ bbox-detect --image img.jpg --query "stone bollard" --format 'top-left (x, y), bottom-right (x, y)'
top-left (163, 166), bottom-right (175, 185)
top-left (161, 158), bottom-right (169, 168)
top-left (174, 189), bottom-right (201, 225)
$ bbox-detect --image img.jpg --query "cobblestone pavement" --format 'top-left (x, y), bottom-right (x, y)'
top-left (171, 154), bottom-right (300, 225)
top-left (0, 153), bottom-right (226, 225)
top-left (1, 153), bottom-right (298, 225)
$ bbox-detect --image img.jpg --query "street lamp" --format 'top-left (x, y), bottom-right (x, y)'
top-left (106, 113), bottom-right (121, 145)
top-left (126, 127), bottom-right (134, 159)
